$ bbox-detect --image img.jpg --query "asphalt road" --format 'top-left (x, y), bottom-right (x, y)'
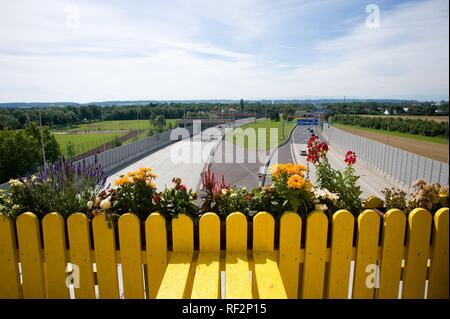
top-left (106, 126), bottom-right (225, 191)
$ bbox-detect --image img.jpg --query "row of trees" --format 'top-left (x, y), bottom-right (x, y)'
top-left (323, 101), bottom-right (449, 118)
top-left (0, 123), bottom-right (60, 183)
top-left (0, 101), bottom-right (317, 130)
top-left (332, 115), bottom-right (449, 138)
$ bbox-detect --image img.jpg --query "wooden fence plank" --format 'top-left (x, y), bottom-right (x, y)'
top-left (326, 210), bottom-right (354, 299)
top-left (301, 211), bottom-right (328, 299)
top-left (145, 213), bottom-right (168, 299)
top-left (0, 214), bottom-right (22, 298)
top-left (278, 212), bottom-right (301, 299)
top-left (402, 208), bottom-right (432, 299)
top-left (42, 213), bottom-right (69, 298)
top-left (253, 212), bottom-right (287, 299)
top-left (16, 212), bottom-right (46, 298)
top-left (353, 210), bottom-right (380, 299)
top-left (428, 207), bottom-right (449, 299)
top-left (226, 212), bottom-right (252, 299)
top-left (192, 213), bottom-right (220, 299)
top-left (118, 213), bottom-right (144, 299)
top-left (92, 214), bottom-right (119, 299)
top-left (157, 214), bottom-right (194, 299)
top-left (67, 213), bottom-right (95, 299)
top-left (377, 209), bottom-right (406, 299)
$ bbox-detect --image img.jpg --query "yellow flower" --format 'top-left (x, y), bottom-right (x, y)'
top-left (147, 172), bottom-right (158, 179)
top-left (115, 176), bottom-right (129, 186)
top-left (304, 179), bottom-right (312, 191)
top-left (146, 180), bottom-right (157, 189)
top-left (139, 167), bottom-right (152, 174)
top-left (287, 174), bottom-right (305, 189)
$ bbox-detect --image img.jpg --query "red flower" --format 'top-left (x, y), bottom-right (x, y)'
top-left (152, 194), bottom-right (161, 205)
top-left (179, 184), bottom-right (187, 191)
top-left (245, 195), bottom-right (252, 201)
top-left (344, 151), bottom-right (357, 165)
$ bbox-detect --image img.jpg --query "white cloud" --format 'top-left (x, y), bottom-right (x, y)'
top-left (0, 0), bottom-right (448, 102)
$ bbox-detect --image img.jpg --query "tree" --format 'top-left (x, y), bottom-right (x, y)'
top-left (240, 99), bottom-right (244, 111)
top-left (25, 122), bottom-right (61, 162)
top-left (0, 130), bottom-right (40, 183)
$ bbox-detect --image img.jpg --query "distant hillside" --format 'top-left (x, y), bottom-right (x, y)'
top-left (0, 98), bottom-right (422, 108)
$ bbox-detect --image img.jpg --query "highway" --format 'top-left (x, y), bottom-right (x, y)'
top-left (266, 124), bottom-right (408, 198)
top-left (106, 126), bottom-right (225, 191)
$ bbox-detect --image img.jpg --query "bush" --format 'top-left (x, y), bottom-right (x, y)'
top-left (2, 157), bottom-right (106, 219)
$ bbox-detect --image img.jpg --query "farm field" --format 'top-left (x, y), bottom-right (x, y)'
top-left (335, 124), bottom-right (449, 163)
top-left (226, 119), bottom-right (296, 150)
top-left (362, 115), bottom-right (449, 123)
top-left (57, 119), bottom-right (177, 132)
top-left (53, 132), bottom-right (126, 156)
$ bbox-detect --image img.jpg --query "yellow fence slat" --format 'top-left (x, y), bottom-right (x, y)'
top-left (118, 213), bottom-right (144, 299)
top-left (428, 208), bottom-right (449, 299)
top-left (157, 214), bottom-right (194, 299)
top-left (402, 208), bottom-right (432, 299)
top-left (42, 213), bottom-right (69, 298)
top-left (252, 212), bottom-right (287, 299)
top-left (0, 214), bottom-right (22, 298)
top-left (16, 212), bottom-right (46, 298)
top-left (326, 210), bottom-right (354, 299)
top-left (377, 209), bottom-right (406, 299)
top-left (67, 213), bottom-right (95, 299)
top-left (191, 213), bottom-right (220, 299)
top-left (145, 213), bottom-right (168, 299)
top-left (353, 210), bottom-right (380, 299)
top-left (278, 212), bottom-right (301, 299)
top-left (226, 212), bottom-right (252, 299)
top-left (198, 213), bottom-right (220, 253)
top-left (92, 215), bottom-right (119, 299)
top-left (301, 211), bottom-right (328, 299)
top-left (253, 212), bottom-right (275, 252)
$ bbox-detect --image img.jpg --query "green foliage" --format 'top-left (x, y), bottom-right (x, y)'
top-left (112, 136), bottom-right (122, 148)
top-left (332, 114), bottom-right (448, 139)
top-left (159, 178), bottom-right (198, 220)
top-left (2, 158), bottom-right (106, 219)
top-left (112, 168), bottom-right (159, 220)
top-left (0, 130), bottom-right (40, 183)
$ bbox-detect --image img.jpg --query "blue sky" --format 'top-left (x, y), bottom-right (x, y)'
top-left (0, 0), bottom-right (448, 102)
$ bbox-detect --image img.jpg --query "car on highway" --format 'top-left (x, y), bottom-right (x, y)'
top-left (300, 149), bottom-right (307, 156)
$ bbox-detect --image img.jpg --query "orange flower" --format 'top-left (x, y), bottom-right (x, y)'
top-left (115, 176), bottom-right (129, 186)
top-left (287, 174), bottom-right (305, 189)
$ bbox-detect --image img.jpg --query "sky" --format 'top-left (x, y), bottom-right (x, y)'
top-left (0, 0), bottom-right (448, 103)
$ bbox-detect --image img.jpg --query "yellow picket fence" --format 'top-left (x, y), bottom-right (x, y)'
top-left (0, 207), bottom-right (448, 299)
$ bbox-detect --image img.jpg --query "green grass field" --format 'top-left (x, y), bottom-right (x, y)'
top-left (53, 132), bottom-right (126, 156)
top-left (226, 119), bottom-right (296, 150)
top-left (58, 119), bottom-right (177, 132)
top-left (334, 124), bottom-right (449, 145)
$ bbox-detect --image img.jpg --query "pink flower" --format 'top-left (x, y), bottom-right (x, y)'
top-left (344, 151), bottom-right (357, 165)
top-left (179, 184), bottom-right (187, 191)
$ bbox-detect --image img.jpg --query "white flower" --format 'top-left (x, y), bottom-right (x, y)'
top-left (230, 193), bottom-right (238, 199)
top-left (87, 201), bottom-right (93, 210)
top-left (315, 204), bottom-right (328, 211)
top-left (31, 175), bottom-right (37, 182)
top-left (100, 198), bottom-right (111, 210)
top-left (8, 179), bottom-right (23, 187)
top-left (241, 186), bottom-right (247, 192)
